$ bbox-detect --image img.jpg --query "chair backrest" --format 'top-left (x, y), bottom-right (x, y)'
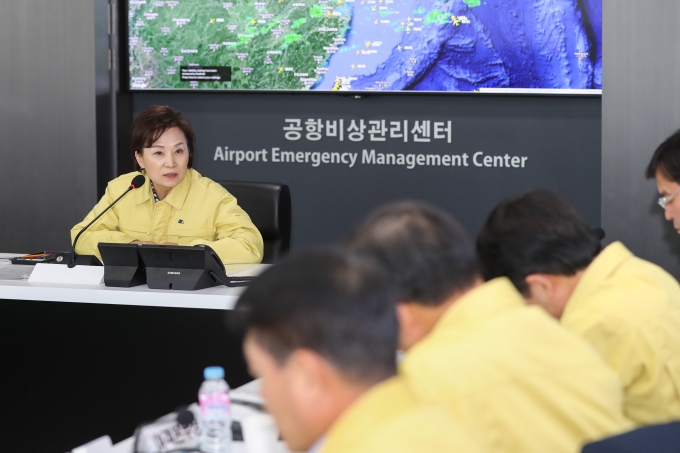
top-left (217, 180), bottom-right (291, 264)
top-left (581, 421), bottom-right (680, 453)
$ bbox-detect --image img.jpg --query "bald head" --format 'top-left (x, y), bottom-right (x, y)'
top-left (347, 201), bottom-right (479, 306)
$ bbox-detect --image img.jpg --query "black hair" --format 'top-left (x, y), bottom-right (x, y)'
top-left (346, 201), bottom-right (479, 307)
top-left (130, 105), bottom-right (195, 170)
top-left (646, 128), bottom-right (680, 182)
top-left (476, 190), bottom-right (601, 295)
top-left (234, 248), bottom-right (398, 384)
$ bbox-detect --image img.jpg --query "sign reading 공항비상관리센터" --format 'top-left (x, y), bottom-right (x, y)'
top-left (132, 93), bottom-right (602, 249)
top-left (214, 118), bottom-right (529, 169)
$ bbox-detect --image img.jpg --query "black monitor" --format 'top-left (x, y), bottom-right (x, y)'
top-left (137, 244), bottom-right (226, 291)
top-left (98, 243), bottom-right (146, 287)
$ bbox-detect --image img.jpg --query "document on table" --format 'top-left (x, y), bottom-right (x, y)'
top-left (0, 264), bottom-right (32, 280)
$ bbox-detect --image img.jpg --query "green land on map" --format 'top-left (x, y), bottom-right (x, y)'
top-left (129, 0), bottom-right (351, 90)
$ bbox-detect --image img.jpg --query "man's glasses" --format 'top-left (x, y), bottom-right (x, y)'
top-left (658, 187), bottom-right (680, 209)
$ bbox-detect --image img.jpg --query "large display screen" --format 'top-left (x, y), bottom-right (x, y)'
top-left (128, 0), bottom-right (602, 93)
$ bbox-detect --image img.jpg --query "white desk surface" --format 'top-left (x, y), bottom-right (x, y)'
top-left (111, 380), bottom-right (278, 453)
top-left (0, 254), bottom-right (268, 310)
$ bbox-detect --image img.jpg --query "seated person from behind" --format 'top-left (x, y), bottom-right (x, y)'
top-left (476, 190), bottom-right (680, 426)
top-left (71, 105), bottom-right (263, 264)
top-left (235, 249), bottom-right (487, 453)
top-left (347, 201), bottom-right (632, 453)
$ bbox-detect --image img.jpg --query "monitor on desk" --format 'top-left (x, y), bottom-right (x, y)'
top-left (98, 243), bottom-right (146, 288)
top-left (137, 244), bottom-right (226, 291)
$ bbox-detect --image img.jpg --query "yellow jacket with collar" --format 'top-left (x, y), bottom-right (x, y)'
top-left (400, 278), bottom-right (632, 453)
top-left (562, 241), bottom-right (680, 425)
top-left (320, 376), bottom-right (487, 453)
top-left (70, 169), bottom-right (263, 264)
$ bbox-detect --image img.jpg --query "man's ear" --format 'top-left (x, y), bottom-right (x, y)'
top-left (524, 274), bottom-right (554, 307)
top-left (287, 349), bottom-right (331, 406)
top-left (396, 302), bottom-right (421, 351)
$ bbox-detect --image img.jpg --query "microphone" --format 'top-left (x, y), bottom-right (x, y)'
top-left (69, 174), bottom-right (146, 268)
top-left (132, 407), bottom-right (200, 453)
top-left (176, 409), bottom-right (195, 428)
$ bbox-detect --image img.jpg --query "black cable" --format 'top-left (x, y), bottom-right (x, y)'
top-left (146, 449), bottom-right (203, 453)
top-left (231, 398), bottom-right (265, 411)
top-left (209, 271), bottom-right (254, 287)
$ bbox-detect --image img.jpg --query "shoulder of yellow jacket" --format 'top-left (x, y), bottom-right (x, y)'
top-left (581, 255), bottom-right (680, 327)
top-left (352, 405), bottom-right (482, 453)
top-left (190, 169), bottom-right (231, 198)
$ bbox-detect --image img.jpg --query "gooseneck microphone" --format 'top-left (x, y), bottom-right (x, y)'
top-left (69, 174), bottom-right (146, 268)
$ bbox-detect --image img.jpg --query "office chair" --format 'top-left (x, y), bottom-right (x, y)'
top-left (217, 180), bottom-right (291, 264)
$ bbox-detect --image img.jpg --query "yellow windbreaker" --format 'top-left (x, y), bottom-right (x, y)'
top-left (320, 377), bottom-right (487, 453)
top-left (563, 241), bottom-right (680, 425)
top-left (70, 169), bottom-right (263, 264)
top-left (401, 278), bottom-right (632, 453)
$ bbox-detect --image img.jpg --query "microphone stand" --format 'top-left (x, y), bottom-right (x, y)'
top-left (69, 185), bottom-right (136, 268)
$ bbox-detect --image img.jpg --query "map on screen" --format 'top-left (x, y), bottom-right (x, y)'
top-left (128, 0), bottom-right (602, 93)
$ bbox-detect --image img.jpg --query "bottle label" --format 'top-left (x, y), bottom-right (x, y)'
top-left (199, 391), bottom-right (230, 420)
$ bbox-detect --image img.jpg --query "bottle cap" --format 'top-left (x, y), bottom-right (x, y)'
top-left (204, 366), bottom-right (225, 380)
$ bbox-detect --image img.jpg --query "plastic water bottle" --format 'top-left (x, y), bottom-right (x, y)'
top-left (199, 366), bottom-right (232, 453)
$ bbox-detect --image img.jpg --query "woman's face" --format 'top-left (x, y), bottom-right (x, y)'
top-left (135, 127), bottom-right (190, 191)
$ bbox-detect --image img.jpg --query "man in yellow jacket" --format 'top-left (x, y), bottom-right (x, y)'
top-left (348, 201), bottom-right (632, 453)
top-left (235, 249), bottom-right (487, 453)
top-left (476, 190), bottom-right (680, 426)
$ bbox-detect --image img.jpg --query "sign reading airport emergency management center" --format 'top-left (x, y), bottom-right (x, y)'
top-left (214, 118), bottom-right (530, 170)
top-left (133, 93), bottom-right (601, 248)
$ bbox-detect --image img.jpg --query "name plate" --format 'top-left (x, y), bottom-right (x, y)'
top-left (137, 410), bottom-right (201, 453)
top-left (28, 262), bottom-right (105, 286)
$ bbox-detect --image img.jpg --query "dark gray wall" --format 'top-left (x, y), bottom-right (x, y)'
top-left (134, 92), bottom-right (602, 248)
top-left (602, 0), bottom-right (680, 277)
top-left (0, 1), bottom-right (99, 252)
top-left (96, 0), bottom-right (119, 197)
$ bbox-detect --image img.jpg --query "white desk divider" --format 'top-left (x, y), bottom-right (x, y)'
top-left (72, 435), bottom-right (114, 453)
top-left (29, 262), bottom-right (105, 286)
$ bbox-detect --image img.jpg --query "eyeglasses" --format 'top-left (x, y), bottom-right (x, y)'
top-left (658, 187), bottom-right (680, 210)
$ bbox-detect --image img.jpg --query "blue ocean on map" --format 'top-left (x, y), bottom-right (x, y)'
top-left (314, 0), bottom-right (602, 92)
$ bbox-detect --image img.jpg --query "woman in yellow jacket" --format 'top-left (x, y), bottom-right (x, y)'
top-left (71, 105), bottom-right (263, 264)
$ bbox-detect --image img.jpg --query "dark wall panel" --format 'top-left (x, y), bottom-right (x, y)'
top-left (602, 1), bottom-right (680, 277)
top-left (133, 92), bottom-right (602, 247)
top-left (0, 1), bottom-right (98, 253)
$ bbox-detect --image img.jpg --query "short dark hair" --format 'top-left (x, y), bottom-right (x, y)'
top-left (130, 105), bottom-right (196, 170)
top-left (476, 190), bottom-right (601, 295)
top-left (646, 129), bottom-right (680, 182)
top-left (235, 249), bottom-right (398, 384)
top-left (346, 201), bottom-right (479, 307)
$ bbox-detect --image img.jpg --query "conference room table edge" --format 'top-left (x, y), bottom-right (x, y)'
top-left (0, 279), bottom-right (245, 310)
